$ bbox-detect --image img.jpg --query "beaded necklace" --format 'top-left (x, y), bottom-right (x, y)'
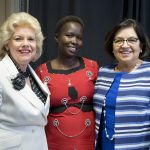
top-left (103, 97), bottom-right (115, 140)
top-left (103, 72), bottom-right (124, 141)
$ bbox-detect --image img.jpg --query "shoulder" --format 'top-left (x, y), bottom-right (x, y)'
top-left (0, 59), bottom-right (3, 67)
top-left (137, 61), bottom-right (150, 73)
top-left (82, 57), bottom-right (98, 64)
top-left (0, 54), bottom-right (9, 66)
top-left (35, 61), bottom-right (51, 79)
top-left (142, 61), bottom-right (150, 67)
top-left (36, 62), bottom-right (49, 72)
top-left (98, 64), bottom-right (115, 72)
top-left (96, 64), bottom-right (117, 80)
top-left (82, 57), bottom-right (99, 69)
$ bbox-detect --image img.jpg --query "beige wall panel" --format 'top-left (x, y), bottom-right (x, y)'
top-left (0, 0), bottom-right (20, 26)
top-left (0, 0), bottom-right (6, 26)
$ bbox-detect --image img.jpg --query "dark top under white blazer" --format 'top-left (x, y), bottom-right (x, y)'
top-left (0, 54), bottom-right (50, 150)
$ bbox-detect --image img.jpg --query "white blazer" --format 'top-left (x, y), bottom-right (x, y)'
top-left (0, 54), bottom-right (50, 150)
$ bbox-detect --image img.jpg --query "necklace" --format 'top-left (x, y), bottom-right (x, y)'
top-left (103, 97), bottom-right (115, 140)
top-left (103, 72), bottom-right (124, 140)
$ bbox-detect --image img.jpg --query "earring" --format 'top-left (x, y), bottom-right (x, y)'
top-left (5, 47), bottom-right (9, 51)
top-left (140, 49), bottom-right (142, 53)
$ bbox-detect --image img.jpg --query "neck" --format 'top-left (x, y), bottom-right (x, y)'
top-left (55, 56), bottom-right (79, 70)
top-left (115, 59), bottom-right (143, 72)
top-left (9, 54), bottom-right (28, 72)
top-left (17, 65), bottom-right (28, 72)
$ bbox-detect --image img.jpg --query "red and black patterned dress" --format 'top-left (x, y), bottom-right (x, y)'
top-left (36, 57), bottom-right (98, 150)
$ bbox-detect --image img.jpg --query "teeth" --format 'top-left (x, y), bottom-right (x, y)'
top-left (20, 50), bottom-right (30, 53)
top-left (120, 51), bottom-right (132, 54)
top-left (69, 46), bottom-right (75, 48)
top-left (70, 47), bottom-right (75, 50)
top-left (69, 47), bottom-right (76, 51)
top-left (122, 52), bottom-right (130, 54)
top-left (20, 49), bottom-right (30, 52)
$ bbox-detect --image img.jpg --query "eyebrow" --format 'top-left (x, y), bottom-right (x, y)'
top-left (114, 36), bottom-right (138, 39)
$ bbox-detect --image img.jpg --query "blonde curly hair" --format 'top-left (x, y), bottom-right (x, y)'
top-left (0, 12), bottom-right (44, 61)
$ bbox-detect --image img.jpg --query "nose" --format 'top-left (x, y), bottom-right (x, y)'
top-left (71, 37), bottom-right (77, 44)
top-left (22, 39), bottom-right (29, 47)
top-left (121, 40), bottom-right (129, 47)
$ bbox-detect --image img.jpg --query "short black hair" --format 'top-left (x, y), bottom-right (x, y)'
top-left (55, 15), bottom-right (84, 37)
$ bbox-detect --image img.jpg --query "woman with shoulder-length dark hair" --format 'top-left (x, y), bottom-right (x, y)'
top-left (94, 19), bottom-right (150, 150)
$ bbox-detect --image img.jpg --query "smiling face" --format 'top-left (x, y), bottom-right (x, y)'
top-left (113, 27), bottom-right (142, 65)
top-left (7, 26), bottom-right (37, 70)
top-left (56, 22), bottom-right (83, 58)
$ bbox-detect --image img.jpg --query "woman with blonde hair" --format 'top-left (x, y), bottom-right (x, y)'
top-left (0, 12), bottom-right (50, 150)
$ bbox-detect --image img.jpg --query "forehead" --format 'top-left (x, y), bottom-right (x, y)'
top-left (115, 27), bottom-right (138, 38)
top-left (12, 26), bottom-right (35, 36)
top-left (60, 22), bottom-right (83, 32)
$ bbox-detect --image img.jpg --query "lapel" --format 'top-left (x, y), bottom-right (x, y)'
top-left (2, 54), bottom-right (50, 117)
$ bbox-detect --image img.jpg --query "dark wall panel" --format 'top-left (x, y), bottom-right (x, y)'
top-left (28, 0), bottom-right (150, 68)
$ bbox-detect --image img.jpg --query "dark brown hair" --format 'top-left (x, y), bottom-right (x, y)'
top-left (104, 19), bottom-right (150, 59)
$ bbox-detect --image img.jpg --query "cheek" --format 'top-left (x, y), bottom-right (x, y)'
top-left (134, 42), bottom-right (141, 51)
top-left (79, 41), bottom-right (83, 47)
top-left (60, 36), bottom-right (68, 42)
top-left (32, 44), bottom-right (37, 51)
top-left (135, 49), bottom-right (141, 56)
top-left (113, 51), bottom-right (118, 58)
top-left (112, 44), bottom-right (116, 52)
top-left (112, 46), bottom-right (118, 54)
top-left (113, 49), bottom-right (120, 59)
top-left (8, 42), bottom-right (15, 50)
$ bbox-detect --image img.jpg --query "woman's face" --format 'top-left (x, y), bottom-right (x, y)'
top-left (56, 22), bottom-right (83, 57)
top-left (113, 27), bottom-right (142, 65)
top-left (7, 26), bottom-right (37, 69)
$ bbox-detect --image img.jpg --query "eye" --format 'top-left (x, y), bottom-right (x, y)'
top-left (77, 35), bottom-right (83, 40)
top-left (113, 39), bottom-right (123, 44)
top-left (66, 33), bottom-right (73, 38)
top-left (127, 38), bottom-right (138, 43)
top-left (28, 38), bottom-right (35, 42)
top-left (14, 37), bottom-right (22, 41)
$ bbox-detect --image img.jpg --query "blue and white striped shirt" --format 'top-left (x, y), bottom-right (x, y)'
top-left (93, 61), bottom-right (150, 150)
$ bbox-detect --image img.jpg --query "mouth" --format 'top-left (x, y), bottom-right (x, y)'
top-left (67, 46), bottom-right (78, 53)
top-left (119, 48), bottom-right (133, 54)
top-left (19, 49), bottom-right (31, 54)
top-left (118, 50), bottom-right (134, 59)
top-left (120, 51), bottom-right (132, 54)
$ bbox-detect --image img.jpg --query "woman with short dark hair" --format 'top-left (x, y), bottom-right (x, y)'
top-left (36, 15), bottom-right (99, 150)
top-left (94, 19), bottom-right (150, 150)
